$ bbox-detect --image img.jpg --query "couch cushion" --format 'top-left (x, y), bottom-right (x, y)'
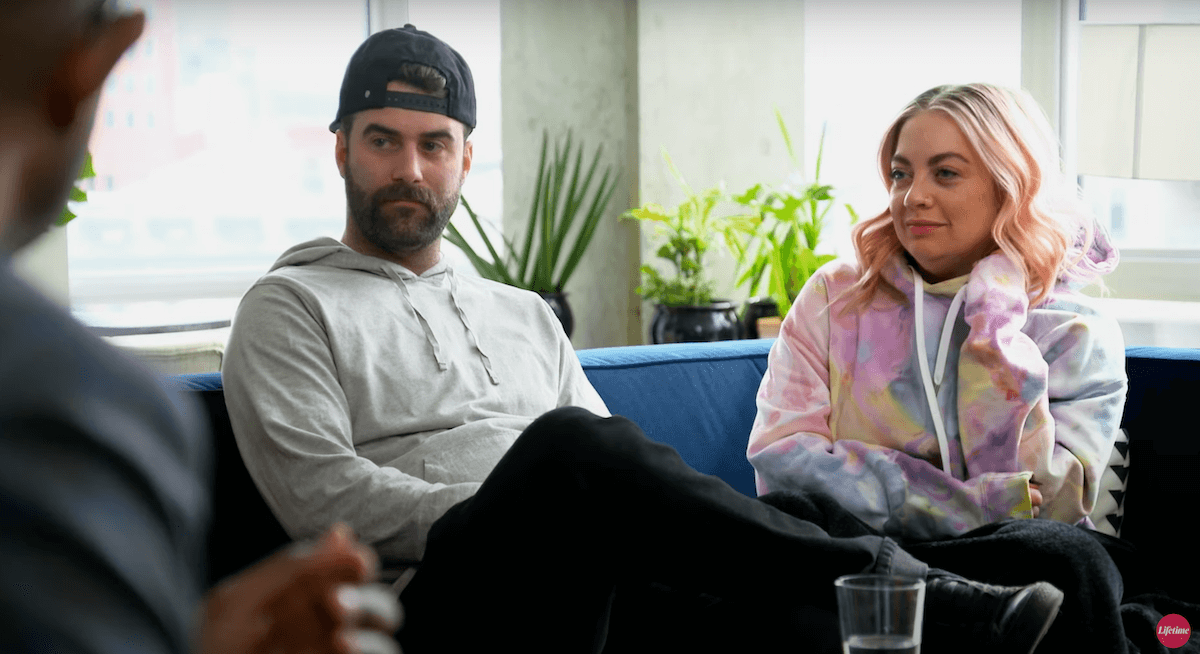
top-left (578, 340), bottom-right (773, 497)
top-left (1118, 346), bottom-right (1200, 603)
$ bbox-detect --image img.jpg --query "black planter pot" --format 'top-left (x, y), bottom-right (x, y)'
top-left (741, 296), bottom-right (779, 339)
top-left (650, 301), bottom-right (743, 344)
top-left (538, 291), bottom-right (574, 339)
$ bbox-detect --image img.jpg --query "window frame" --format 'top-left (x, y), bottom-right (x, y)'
top-left (1062, 0), bottom-right (1200, 303)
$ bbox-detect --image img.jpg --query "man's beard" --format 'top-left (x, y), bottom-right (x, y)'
top-left (345, 166), bottom-right (461, 257)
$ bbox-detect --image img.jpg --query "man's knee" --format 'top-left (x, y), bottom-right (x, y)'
top-left (522, 406), bottom-right (642, 454)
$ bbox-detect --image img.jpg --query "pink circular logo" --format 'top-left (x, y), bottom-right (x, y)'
top-left (1157, 614), bottom-right (1192, 649)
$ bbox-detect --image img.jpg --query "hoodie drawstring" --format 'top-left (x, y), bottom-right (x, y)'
top-left (383, 267), bottom-right (449, 372)
top-left (447, 271), bottom-right (499, 385)
top-left (912, 266), bottom-right (968, 478)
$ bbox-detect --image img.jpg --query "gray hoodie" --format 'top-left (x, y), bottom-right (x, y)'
top-left (222, 238), bottom-right (608, 563)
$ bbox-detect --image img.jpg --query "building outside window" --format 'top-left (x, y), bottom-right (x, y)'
top-left (69, 0), bottom-right (502, 334)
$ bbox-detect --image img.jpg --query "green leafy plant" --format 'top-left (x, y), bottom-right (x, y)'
top-left (623, 150), bottom-right (751, 307)
top-left (733, 114), bottom-right (858, 317)
top-left (445, 130), bottom-right (618, 293)
top-left (58, 151), bottom-right (95, 226)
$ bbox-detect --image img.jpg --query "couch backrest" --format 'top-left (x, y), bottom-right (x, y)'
top-left (178, 341), bottom-right (1200, 600)
top-left (1115, 346), bottom-right (1200, 602)
top-left (577, 340), bottom-right (771, 497)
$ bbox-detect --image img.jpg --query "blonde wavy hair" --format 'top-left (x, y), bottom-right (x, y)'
top-left (844, 83), bottom-right (1104, 311)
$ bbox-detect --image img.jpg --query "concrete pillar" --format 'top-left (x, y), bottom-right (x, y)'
top-left (500, 0), bottom-right (642, 348)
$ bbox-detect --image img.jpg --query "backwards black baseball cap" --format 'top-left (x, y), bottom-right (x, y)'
top-left (329, 24), bottom-right (475, 133)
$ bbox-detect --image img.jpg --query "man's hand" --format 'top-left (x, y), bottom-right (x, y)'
top-left (196, 523), bottom-right (402, 654)
top-left (1029, 482), bottom-right (1042, 519)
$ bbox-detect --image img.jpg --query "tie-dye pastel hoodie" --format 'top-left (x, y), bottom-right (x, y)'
top-left (747, 235), bottom-right (1127, 542)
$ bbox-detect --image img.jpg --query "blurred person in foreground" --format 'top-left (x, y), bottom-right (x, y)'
top-left (0, 1), bottom-right (400, 652)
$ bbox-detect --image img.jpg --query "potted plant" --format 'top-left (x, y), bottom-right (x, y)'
top-left (732, 114), bottom-right (857, 337)
top-left (623, 150), bottom-right (752, 344)
top-left (445, 129), bottom-right (618, 338)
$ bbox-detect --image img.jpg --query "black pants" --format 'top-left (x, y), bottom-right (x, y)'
top-left (398, 407), bottom-right (1174, 653)
top-left (398, 407), bottom-right (925, 653)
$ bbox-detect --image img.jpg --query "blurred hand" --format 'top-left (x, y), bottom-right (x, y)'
top-left (196, 523), bottom-right (402, 654)
top-left (1029, 482), bottom-right (1042, 519)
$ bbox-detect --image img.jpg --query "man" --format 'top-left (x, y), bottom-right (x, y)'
top-left (0, 2), bottom-right (399, 652)
top-left (223, 24), bottom-right (1068, 654)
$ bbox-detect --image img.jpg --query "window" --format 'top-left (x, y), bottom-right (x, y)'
top-left (1067, 0), bottom-right (1200, 346)
top-left (69, 0), bottom-right (503, 332)
top-left (802, 0), bottom-right (1024, 258)
top-left (70, 0), bottom-right (369, 325)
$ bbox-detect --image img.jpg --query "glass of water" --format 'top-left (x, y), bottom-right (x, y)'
top-left (834, 574), bottom-right (925, 653)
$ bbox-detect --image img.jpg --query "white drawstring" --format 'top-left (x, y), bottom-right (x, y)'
top-left (383, 267), bottom-right (449, 371)
top-left (447, 271), bottom-right (499, 385)
top-left (935, 287), bottom-right (968, 386)
top-left (912, 267), bottom-right (968, 478)
top-left (382, 265), bottom-right (499, 385)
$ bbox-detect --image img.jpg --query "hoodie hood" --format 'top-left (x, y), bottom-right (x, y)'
top-left (880, 217), bottom-right (1120, 298)
top-left (1061, 219), bottom-right (1119, 288)
top-left (267, 237), bottom-right (496, 384)
top-left (268, 236), bottom-right (449, 279)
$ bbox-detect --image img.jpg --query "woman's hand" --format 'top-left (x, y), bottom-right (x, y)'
top-left (1029, 482), bottom-right (1042, 519)
top-left (196, 523), bottom-right (402, 654)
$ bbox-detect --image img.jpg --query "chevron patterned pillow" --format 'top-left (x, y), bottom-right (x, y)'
top-left (1088, 428), bottom-right (1130, 537)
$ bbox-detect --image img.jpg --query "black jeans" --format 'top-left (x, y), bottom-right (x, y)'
top-left (397, 407), bottom-right (1177, 653)
top-left (398, 407), bottom-right (925, 653)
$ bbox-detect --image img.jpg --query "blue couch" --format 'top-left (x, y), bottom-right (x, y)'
top-left (177, 339), bottom-right (1200, 602)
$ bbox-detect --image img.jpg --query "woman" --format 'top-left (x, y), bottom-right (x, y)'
top-left (744, 84), bottom-right (1173, 652)
top-left (747, 83), bottom-right (1127, 542)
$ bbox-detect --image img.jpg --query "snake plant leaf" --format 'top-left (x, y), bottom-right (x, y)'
top-left (445, 197), bottom-right (518, 287)
top-left (558, 165), bottom-right (618, 290)
top-left (515, 131), bottom-right (549, 285)
top-left (445, 130), bottom-right (617, 295)
top-left (464, 196), bottom-right (518, 286)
